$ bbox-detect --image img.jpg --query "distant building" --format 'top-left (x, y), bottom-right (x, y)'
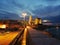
top-left (29, 15), bottom-right (32, 25)
top-left (28, 15), bottom-right (42, 25)
top-left (35, 18), bottom-right (42, 25)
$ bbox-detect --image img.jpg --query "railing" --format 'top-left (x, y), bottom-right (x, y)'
top-left (9, 29), bottom-right (24, 45)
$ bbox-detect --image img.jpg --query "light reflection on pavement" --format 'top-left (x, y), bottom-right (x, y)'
top-left (0, 31), bottom-right (20, 45)
top-left (22, 28), bottom-right (28, 45)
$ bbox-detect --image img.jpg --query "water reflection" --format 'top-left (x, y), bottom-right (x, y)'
top-left (46, 27), bottom-right (60, 39)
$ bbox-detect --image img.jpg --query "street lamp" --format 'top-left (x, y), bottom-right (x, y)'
top-left (22, 12), bottom-right (27, 21)
top-left (22, 12), bottom-right (27, 28)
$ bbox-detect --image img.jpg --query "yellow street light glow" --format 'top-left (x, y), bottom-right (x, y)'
top-left (22, 28), bottom-right (27, 45)
top-left (0, 24), bottom-right (6, 29)
top-left (26, 26), bottom-right (30, 29)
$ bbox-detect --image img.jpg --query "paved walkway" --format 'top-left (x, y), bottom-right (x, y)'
top-left (28, 27), bottom-right (60, 45)
top-left (0, 31), bottom-right (20, 45)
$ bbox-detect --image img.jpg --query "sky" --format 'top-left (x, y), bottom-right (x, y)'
top-left (0, 0), bottom-right (60, 21)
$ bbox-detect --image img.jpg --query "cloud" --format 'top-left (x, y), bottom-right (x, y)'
top-left (40, 0), bottom-right (60, 6)
top-left (0, 0), bottom-right (24, 14)
top-left (12, 0), bottom-right (25, 9)
top-left (31, 5), bottom-right (60, 17)
top-left (0, 10), bottom-right (20, 20)
top-left (41, 0), bottom-right (60, 2)
top-left (44, 0), bottom-right (57, 1)
top-left (0, 0), bottom-right (60, 18)
top-left (43, 15), bottom-right (60, 23)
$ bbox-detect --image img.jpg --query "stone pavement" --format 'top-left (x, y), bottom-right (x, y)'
top-left (27, 28), bottom-right (60, 45)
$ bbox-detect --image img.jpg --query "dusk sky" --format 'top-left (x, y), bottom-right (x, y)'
top-left (0, 0), bottom-right (60, 22)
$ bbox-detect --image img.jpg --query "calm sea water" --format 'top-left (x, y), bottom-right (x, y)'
top-left (46, 27), bottom-right (60, 39)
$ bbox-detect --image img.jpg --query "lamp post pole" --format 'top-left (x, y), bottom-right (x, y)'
top-left (22, 12), bottom-right (27, 28)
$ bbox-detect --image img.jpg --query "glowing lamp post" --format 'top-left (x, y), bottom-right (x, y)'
top-left (22, 12), bottom-right (27, 28)
top-left (22, 12), bottom-right (27, 21)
